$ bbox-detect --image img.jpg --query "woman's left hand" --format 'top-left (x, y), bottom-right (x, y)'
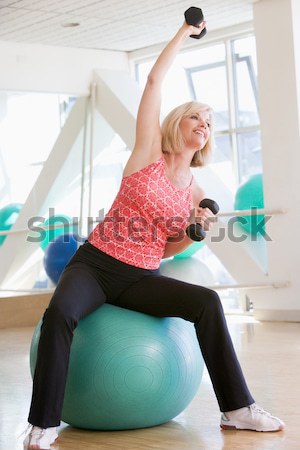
top-left (194, 206), bottom-right (217, 232)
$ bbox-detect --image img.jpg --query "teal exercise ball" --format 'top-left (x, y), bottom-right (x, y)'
top-left (30, 304), bottom-right (203, 430)
top-left (40, 214), bottom-right (75, 251)
top-left (0, 203), bottom-right (22, 245)
top-left (174, 240), bottom-right (204, 259)
top-left (234, 173), bottom-right (265, 236)
top-left (160, 257), bottom-right (216, 287)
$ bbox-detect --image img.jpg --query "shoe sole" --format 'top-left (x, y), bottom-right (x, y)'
top-left (220, 423), bottom-right (284, 432)
top-left (24, 435), bottom-right (58, 449)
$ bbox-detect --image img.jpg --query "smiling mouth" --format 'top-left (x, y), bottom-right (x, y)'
top-left (194, 130), bottom-right (205, 136)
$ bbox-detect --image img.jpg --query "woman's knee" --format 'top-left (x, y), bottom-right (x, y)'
top-left (201, 288), bottom-right (223, 314)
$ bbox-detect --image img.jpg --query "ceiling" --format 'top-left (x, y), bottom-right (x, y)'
top-left (0, 0), bottom-right (254, 52)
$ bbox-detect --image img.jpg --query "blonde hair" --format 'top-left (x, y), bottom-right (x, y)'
top-left (161, 101), bottom-right (214, 167)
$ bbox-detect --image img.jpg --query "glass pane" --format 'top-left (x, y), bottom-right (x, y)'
top-left (0, 92), bottom-right (67, 293)
top-left (233, 36), bottom-right (259, 127)
top-left (179, 43), bottom-right (226, 67)
top-left (189, 65), bottom-right (229, 131)
top-left (213, 134), bottom-right (231, 162)
top-left (211, 134), bottom-right (236, 194)
top-left (0, 93), bottom-right (61, 207)
top-left (136, 58), bottom-right (191, 113)
top-left (237, 130), bottom-right (262, 183)
top-left (0, 91), bottom-right (129, 293)
top-left (135, 44), bottom-right (227, 119)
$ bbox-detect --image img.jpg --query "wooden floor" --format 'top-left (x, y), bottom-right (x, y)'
top-left (1, 316), bottom-right (299, 450)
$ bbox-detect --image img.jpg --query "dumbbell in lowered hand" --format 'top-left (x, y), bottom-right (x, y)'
top-left (184, 6), bottom-right (207, 39)
top-left (186, 198), bottom-right (219, 241)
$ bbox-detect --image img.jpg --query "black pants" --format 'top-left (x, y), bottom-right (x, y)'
top-left (28, 242), bottom-right (254, 428)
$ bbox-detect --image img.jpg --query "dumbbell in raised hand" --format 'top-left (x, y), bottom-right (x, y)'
top-left (186, 198), bottom-right (219, 241)
top-left (184, 6), bottom-right (207, 39)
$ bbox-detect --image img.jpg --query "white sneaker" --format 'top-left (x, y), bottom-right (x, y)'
top-left (220, 403), bottom-right (285, 432)
top-left (23, 426), bottom-right (58, 449)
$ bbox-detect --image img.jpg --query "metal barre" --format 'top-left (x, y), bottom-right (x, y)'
top-left (0, 281), bottom-right (290, 295)
top-left (206, 281), bottom-right (290, 291)
top-left (217, 208), bottom-right (288, 218)
top-left (0, 208), bottom-right (288, 237)
top-left (0, 220), bottom-right (80, 237)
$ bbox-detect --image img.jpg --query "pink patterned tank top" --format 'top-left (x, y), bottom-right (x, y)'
top-left (88, 156), bottom-right (193, 269)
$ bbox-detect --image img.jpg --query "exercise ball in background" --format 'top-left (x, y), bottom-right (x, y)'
top-left (40, 213), bottom-right (75, 251)
top-left (160, 257), bottom-right (216, 287)
top-left (174, 240), bottom-right (204, 259)
top-left (43, 233), bottom-right (78, 284)
top-left (234, 174), bottom-right (265, 237)
top-left (0, 203), bottom-right (23, 245)
top-left (30, 304), bottom-right (204, 430)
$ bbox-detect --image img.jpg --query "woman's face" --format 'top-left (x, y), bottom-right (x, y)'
top-left (179, 110), bottom-right (211, 150)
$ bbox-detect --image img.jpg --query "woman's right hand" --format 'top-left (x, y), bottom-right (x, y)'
top-left (182, 20), bottom-right (207, 38)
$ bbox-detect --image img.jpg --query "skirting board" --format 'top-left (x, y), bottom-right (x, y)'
top-left (254, 309), bottom-right (300, 322)
top-left (0, 293), bottom-right (52, 329)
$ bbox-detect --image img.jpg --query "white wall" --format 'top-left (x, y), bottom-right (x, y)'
top-left (250, 0), bottom-right (300, 321)
top-left (0, 40), bottom-right (128, 95)
top-left (292, 0), bottom-right (300, 129)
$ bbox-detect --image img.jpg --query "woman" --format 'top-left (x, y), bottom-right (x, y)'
top-left (24, 18), bottom-right (284, 450)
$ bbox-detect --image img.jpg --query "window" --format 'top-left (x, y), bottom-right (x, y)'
top-left (135, 33), bottom-right (262, 189)
top-left (185, 44), bottom-right (229, 132)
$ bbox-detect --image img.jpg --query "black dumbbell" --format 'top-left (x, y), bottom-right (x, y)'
top-left (186, 198), bottom-right (219, 241)
top-left (184, 6), bottom-right (207, 39)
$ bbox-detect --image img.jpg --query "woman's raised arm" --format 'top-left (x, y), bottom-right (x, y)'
top-left (123, 20), bottom-right (206, 176)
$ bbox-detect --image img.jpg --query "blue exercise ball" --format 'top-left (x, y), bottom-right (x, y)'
top-left (43, 233), bottom-right (78, 284)
top-left (0, 203), bottom-right (23, 245)
top-left (30, 304), bottom-right (204, 430)
top-left (40, 214), bottom-right (75, 251)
